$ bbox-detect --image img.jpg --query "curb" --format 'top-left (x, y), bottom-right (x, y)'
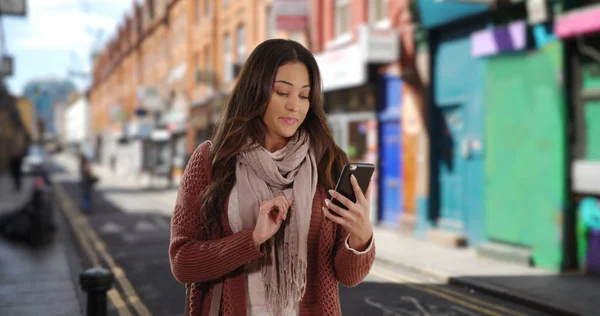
top-left (373, 256), bottom-right (583, 316)
top-left (448, 277), bottom-right (582, 316)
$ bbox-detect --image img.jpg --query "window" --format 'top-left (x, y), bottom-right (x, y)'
top-left (204, 45), bottom-right (211, 69)
top-left (266, 6), bottom-right (275, 39)
top-left (163, 36), bottom-right (169, 60)
top-left (335, 0), bottom-right (351, 37)
top-left (369, 0), bottom-right (387, 25)
top-left (236, 25), bottom-right (246, 62)
top-left (179, 19), bottom-right (187, 45)
top-left (204, 0), bottom-right (211, 17)
top-left (223, 33), bottom-right (232, 82)
top-left (195, 0), bottom-right (201, 22)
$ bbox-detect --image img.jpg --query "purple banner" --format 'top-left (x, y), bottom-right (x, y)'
top-left (471, 21), bottom-right (527, 57)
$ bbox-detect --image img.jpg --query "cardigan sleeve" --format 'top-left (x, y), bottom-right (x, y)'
top-left (332, 221), bottom-right (376, 287)
top-left (169, 142), bottom-right (264, 284)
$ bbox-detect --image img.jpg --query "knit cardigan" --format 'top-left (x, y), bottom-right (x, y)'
top-left (169, 141), bottom-right (376, 316)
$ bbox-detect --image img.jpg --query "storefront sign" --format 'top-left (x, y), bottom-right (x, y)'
top-left (137, 86), bottom-right (163, 111)
top-left (359, 25), bottom-right (399, 63)
top-left (315, 24), bottom-right (399, 92)
top-left (151, 129), bottom-right (170, 141)
top-left (555, 5), bottom-right (600, 39)
top-left (471, 21), bottom-right (526, 57)
top-left (273, 0), bottom-right (308, 31)
top-left (316, 45), bottom-right (366, 92)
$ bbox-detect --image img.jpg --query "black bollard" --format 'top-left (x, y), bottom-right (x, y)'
top-left (80, 268), bottom-right (114, 316)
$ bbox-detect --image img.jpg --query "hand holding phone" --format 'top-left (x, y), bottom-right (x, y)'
top-left (322, 163), bottom-right (375, 250)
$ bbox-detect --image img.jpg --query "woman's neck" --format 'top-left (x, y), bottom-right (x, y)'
top-left (263, 135), bottom-right (288, 152)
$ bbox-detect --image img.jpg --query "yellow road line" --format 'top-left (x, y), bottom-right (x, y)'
top-left (371, 266), bottom-right (528, 316)
top-left (371, 263), bottom-right (530, 316)
top-left (53, 182), bottom-right (144, 316)
top-left (369, 268), bottom-right (506, 316)
top-left (107, 289), bottom-right (133, 316)
top-left (84, 229), bottom-right (152, 316)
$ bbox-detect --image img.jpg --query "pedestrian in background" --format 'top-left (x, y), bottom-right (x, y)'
top-left (79, 153), bottom-right (94, 212)
top-left (169, 39), bottom-right (376, 316)
top-left (9, 130), bottom-right (28, 192)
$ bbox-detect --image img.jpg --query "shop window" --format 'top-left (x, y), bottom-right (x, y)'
top-left (348, 121), bottom-right (369, 162)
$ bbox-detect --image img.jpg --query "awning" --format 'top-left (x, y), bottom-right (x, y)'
top-left (555, 4), bottom-right (600, 39)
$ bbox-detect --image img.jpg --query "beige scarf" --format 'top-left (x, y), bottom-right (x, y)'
top-left (228, 130), bottom-right (317, 315)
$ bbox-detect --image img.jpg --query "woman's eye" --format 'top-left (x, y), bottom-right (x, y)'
top-left (300, 96), bottom-right (309, 100)
top-left (277, 92), bottom-right (289, 97)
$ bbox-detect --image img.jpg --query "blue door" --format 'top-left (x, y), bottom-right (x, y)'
top-left (431, 19), bottom-right (487, 245)
top-left (380, 121), bottom-right (402, 225)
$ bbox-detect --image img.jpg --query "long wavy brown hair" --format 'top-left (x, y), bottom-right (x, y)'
top-left (200, 39), bottom-right (349, 237)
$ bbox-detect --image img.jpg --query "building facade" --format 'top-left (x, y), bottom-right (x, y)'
top-left (311, 0), bottom-right (403, 224)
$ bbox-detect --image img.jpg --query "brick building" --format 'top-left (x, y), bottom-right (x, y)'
top-left (89, 0), bottom-right (311, 183)
top-left (186, 0), bottom-right (308, 155)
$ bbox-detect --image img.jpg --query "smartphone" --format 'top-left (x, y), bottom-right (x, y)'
top-left (328, 163), bottom-right (375, 217)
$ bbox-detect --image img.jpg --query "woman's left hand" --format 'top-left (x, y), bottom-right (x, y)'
top-left (323, 174), bottom-right (373, 251)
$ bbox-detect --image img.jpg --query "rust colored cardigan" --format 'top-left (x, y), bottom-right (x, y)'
top-left (169, 141), bottom-right (376, 316)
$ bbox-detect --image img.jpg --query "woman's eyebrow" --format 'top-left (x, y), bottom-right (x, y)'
top-left (275, 80), bottom-right (310, 88)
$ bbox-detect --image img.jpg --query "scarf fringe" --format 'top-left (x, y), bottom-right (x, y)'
top-left (263, 252), bottom-right (307, 316)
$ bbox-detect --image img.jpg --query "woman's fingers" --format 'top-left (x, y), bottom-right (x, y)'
top-left (350, 175), bottom-right (367, 205)
top-left (324, 198), bottom-right (356, 222)
top-left (322, 206), bottom-right (348, 226)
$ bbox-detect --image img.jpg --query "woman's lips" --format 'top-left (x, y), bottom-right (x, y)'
top-left (280, 117), bottom-right (298, 125)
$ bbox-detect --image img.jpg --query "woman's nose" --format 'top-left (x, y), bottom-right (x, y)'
top-left (286, 96), bottom-right (300, 111)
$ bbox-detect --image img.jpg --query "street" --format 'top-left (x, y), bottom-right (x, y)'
top-left (50, 158), bottom-right (552, 316)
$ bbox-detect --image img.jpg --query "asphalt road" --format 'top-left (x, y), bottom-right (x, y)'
top-left (51, 163), bottom-right (553, 316)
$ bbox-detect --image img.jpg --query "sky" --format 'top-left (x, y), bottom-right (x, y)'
top-left (2, 0), bottom-right (140, 96)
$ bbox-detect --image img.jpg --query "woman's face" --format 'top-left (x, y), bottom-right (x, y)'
top-left (262, 62), bottom-right (311, 151)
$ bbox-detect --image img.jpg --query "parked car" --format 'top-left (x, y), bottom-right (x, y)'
top-left (22, 145), bottom-right (48, 175)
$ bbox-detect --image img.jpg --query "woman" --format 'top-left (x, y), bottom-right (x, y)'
top-left (169, 39), bottom-right (375, 316)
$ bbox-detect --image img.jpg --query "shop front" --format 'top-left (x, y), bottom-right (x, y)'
top-left (415, 0), bottom-right (492, 247)
top-left (315, 24), bottom-right (400, 224)
top-left (556, 4), bottom-right (600, 273)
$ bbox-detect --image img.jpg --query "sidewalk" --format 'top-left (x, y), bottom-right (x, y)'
top-left (53, 153), bottom-right (179, 215)
top-left (0, 172), bottom-right (83, 316)
top-left (374, 228), bottom-right (600, 316)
